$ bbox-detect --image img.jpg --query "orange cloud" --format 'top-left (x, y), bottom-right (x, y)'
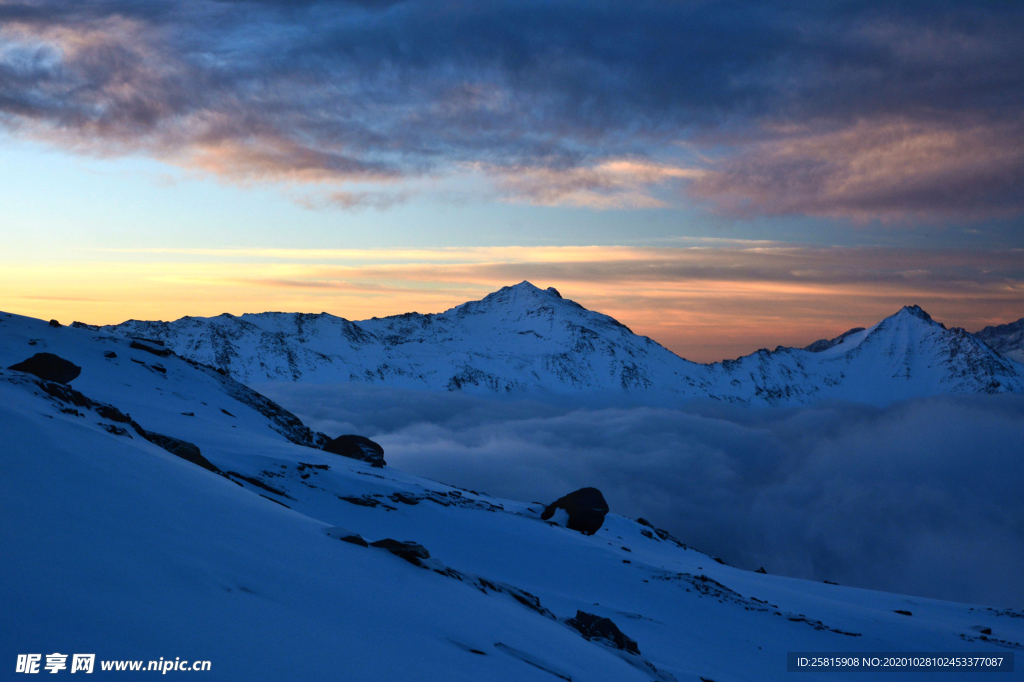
top-left (492, 159), bottom-right (705, 209)
top-left (689, 118), bottom-right (1024, 219)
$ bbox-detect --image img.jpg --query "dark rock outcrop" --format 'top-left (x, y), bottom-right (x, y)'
top-left (541, 487), bottom-right (608, 535)
top-left (137, 430), bottom-right (220, 474)
top-left (325, 527), bottom-right (369, 546)
top-left (339, 534), bottom-right (369, 547)
top-left (194, 364), bottom-right (328, 449)
top-left (323, 434), bottom-right (385, 467)
top-left (131, 340), bottom-right (173, 357)
top-left (8, 353), bottom-right (81, 384)
top-left (565, 611), bottom-right (639, 654)
top-left (24, 373), bottom-right (221, 474)
top-left (225, 471), bottom-right (289, 497)
top-left (369, 539), bottom-right (430, 566)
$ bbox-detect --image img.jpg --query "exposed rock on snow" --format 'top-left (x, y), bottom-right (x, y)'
top-left (566, 611), bottom-right (640, 654)
top-left (369, 538), bottom-right (432, 566)
top-left (324, 526), bottom-right (369, 546)
top-left (18, 371), bottom-right (220, 473)
top-left (542, 487), bottom-right (609, 535)
top-left (323, 434), bottom-right (386, 467)
top-left (8, 352), bottom-right (82, 384)
top-left (137, 430), bottom-right (218, 473)
top-left (130, 340), bottom-right (173, 357)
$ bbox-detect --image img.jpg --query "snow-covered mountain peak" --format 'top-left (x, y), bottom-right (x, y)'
top-left (803, 306), bottom-right (942, 356)
top-left (470, 280), bottom-right (562, 306)
top-left (806, 304), bottom-right (946, 359)
top-left (441, 281), bottom-right (616, 330)
top-left (897, 304), bottom-right (937, 323)
top-left (434, 280), bottom-right (565, 320)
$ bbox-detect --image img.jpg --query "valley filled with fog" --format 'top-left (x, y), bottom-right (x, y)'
top-left (262, 382), bottom-right (1024, 607)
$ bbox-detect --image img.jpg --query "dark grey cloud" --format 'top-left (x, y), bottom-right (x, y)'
top-left (261, 382), bottom-right (1024, 607)
top-left (439, 246), bottom-right (1024, 287)
top-left (1, 1), bottom-right (1023, 218)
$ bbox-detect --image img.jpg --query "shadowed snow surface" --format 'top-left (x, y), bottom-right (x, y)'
top-left (3, 311), bottom-right (1023, 680)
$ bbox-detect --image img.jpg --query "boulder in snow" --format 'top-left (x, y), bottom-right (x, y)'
top-left (566, 610), bottom-right (639, 654)
top-left (323, 434), bottom-right (385, 467)
top-left (541, 487), bottom-right (608, 535)
top-left (8, 352), bottom-right (81, 384)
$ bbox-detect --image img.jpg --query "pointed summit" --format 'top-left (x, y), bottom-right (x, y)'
top-left (486, 281), bottom-right (562, 300)
top-left (896, 305), bottom-right (935, 323)
top-left (461, 281), bottom-right (574, 315)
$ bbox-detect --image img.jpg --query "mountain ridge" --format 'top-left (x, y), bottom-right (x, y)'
top-left (96, 282), bottom-right (1024, 406)
top-left (973, 317), bottom-right (1024, 364)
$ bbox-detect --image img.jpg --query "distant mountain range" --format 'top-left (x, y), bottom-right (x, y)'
top-left (96, 281), bottom-right (1024, 406)
top-left (972, 318), bottom-right (1024, 364)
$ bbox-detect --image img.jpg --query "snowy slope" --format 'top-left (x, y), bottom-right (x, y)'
top-left (974, 318), bottom-right (1024, 364)
top-left (3, 312), bottom-right (1022, 680)
top-left (100, 282), bottom-right (1024, 406)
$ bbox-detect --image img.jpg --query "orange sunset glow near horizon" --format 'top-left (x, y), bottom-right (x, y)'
top-left (2, 245), bottom-right (1021, 363)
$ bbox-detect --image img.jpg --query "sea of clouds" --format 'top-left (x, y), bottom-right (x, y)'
top-left (259, 383), bottom-right (1024, 608)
